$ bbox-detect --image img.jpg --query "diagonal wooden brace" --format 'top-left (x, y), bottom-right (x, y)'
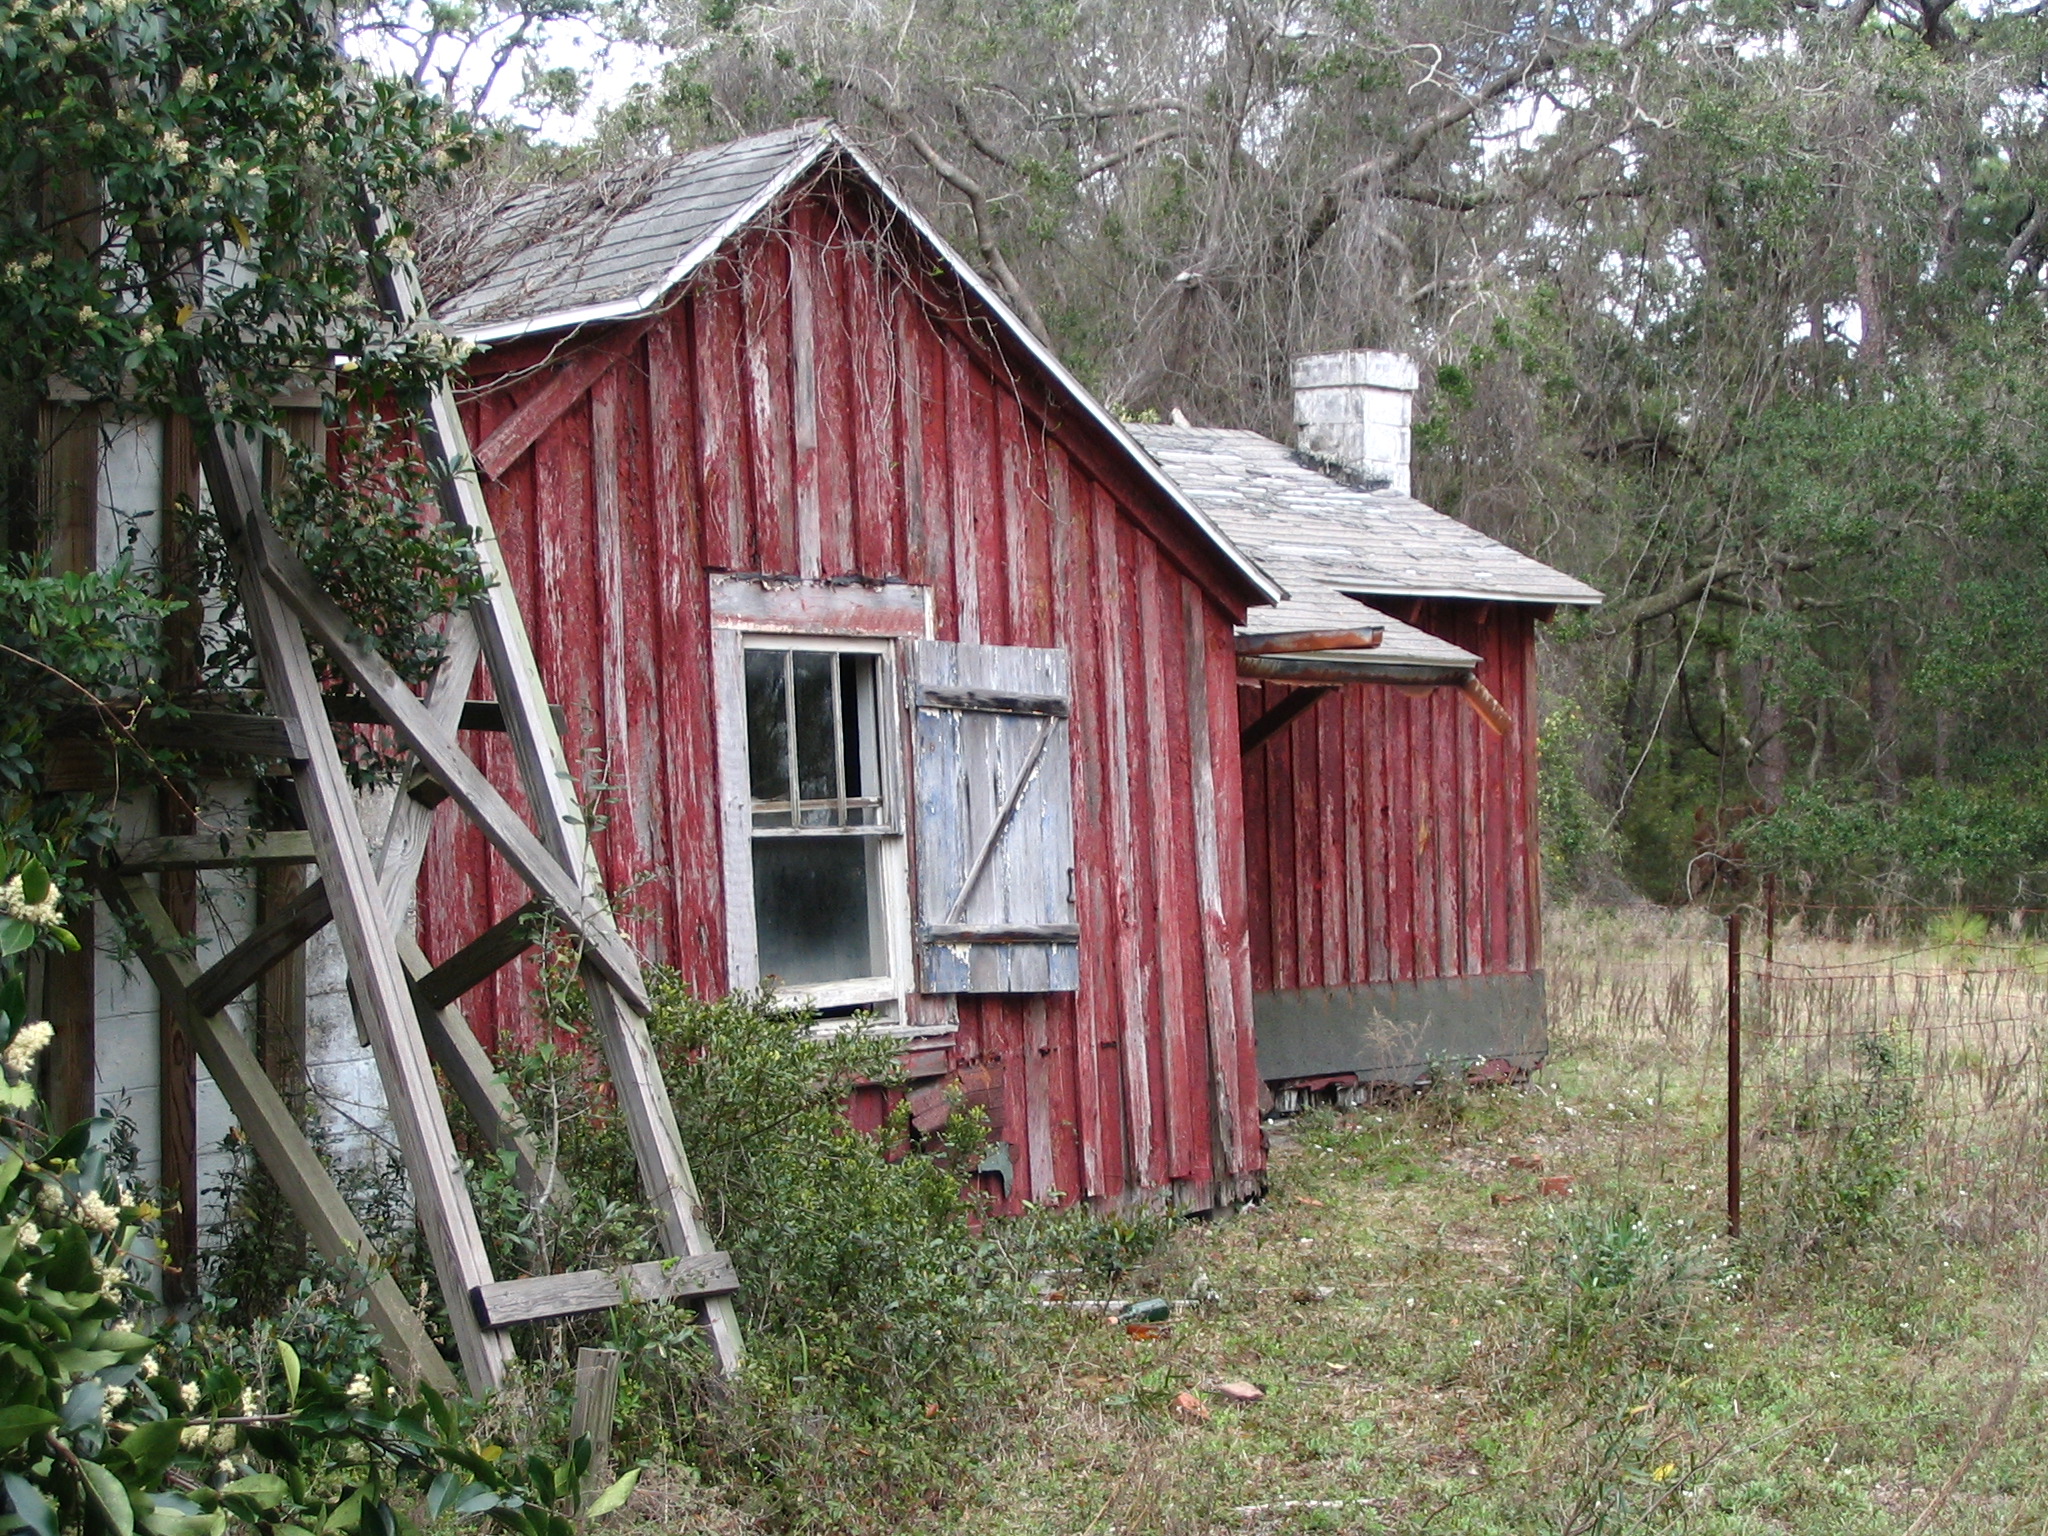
top-left (92, 871), bottom-right (458, 1395)
top-left (244, 519), bottom-right (650, 1013)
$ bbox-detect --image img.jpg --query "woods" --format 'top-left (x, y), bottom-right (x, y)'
top-left (385, 0), bottom-right (2048, 907)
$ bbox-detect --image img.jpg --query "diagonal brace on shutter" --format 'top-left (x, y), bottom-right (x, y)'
top-left (942, 712), bottom-right (1058, 925)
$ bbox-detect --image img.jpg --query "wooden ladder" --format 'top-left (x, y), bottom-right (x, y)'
top-left (90, 222), bottom-right (743, 1394)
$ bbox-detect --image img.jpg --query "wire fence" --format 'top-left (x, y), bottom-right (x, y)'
top-left (1548, 898), bottom-right (2048, 1250)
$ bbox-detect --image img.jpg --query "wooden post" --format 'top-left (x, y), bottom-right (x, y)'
top-left (568, 1346), bottom-right (623, 1504)
top-left (1726, 907), bottom-right (1742, 1240)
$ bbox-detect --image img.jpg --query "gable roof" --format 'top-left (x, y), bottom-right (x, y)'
top-left (431, 123), bottom-right (1283, 608)
top-left (1128, 424), bottom-right (1602, 612)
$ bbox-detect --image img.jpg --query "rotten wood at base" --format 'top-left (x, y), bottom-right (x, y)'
top-left (470, 1252), bottom-right (739, 1329)
top-left (1239, 686), bottom-right (1336, 756)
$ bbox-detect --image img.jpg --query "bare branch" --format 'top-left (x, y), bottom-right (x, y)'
top-left (1077, 126), bottom-right (1189, 183)
top-left (866, 97), bottom-right (1054, 344)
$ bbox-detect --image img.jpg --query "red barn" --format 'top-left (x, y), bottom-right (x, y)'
top-left (1132, 355), bottom-right (1599, 1095)
top-left (422, 123), bottom-right (1282, 1211)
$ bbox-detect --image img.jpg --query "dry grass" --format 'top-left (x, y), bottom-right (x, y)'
top-left (629, 905), bottom-right (2048, 1534)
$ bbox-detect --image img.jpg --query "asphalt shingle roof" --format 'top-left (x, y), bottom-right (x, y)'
top-left (1128, 423), bottom-right (1601, 612)
top-left (435, 125), bottom-right (834, 340)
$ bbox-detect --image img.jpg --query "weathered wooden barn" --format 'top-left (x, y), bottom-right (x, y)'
top-left (419, 122), bottom-right (1282, 1211)
top-left (34, 123), bottom-right (1599, 1253)
top-left (1132, 356), bottom-right (1599, 1092)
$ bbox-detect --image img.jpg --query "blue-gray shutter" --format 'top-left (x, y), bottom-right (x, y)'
top-left (908, 640), bottom-right (1079, 993)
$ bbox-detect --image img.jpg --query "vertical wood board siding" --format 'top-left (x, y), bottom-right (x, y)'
top-left (1239, 604), bottom-right (1541, 998)
top-left (418, 193), bottom-right (1262, 1210)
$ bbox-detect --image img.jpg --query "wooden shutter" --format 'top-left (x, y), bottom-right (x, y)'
top-left (908, 640), bottom-right (1079, 993)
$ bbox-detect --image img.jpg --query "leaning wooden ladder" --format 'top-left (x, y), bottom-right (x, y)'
top-left (88, 221), bottom-right (742, 1394)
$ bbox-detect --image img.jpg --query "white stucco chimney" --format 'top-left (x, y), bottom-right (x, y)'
top-left (1291, 350), bottom-right (1419, 496)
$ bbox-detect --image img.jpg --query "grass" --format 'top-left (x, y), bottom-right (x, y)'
top-left (622, 906), bottom-right (2048, 1534)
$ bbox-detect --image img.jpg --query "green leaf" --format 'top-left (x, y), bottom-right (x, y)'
top-left (77, 1457), bottom-right (134, 1536)
top-left (114, 1420), bottom-right (186, 1484)
top-left (583, 1468), bottom-right (639, 1521)
top-left (19, 864), bottom-right (48, 906)
top-left (0, 1407), bottom-right (58, 1453)
top-left (2, 1473), bottom-right (56, 1536)
top-left (0, 919), bottom-right (35, 959)
top-left (275, 1341), bottom-right (300, 1407)
top-left (60, 1380), bottom-right (106, 1433)
top-left (219, 1474), bottom-right (286, 1510)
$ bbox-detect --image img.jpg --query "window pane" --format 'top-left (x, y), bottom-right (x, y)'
top-left (841, 653), bottom-right (874, 800)
top-left (744, 650), bottom-right (789, 803)
top-left (792, 651), bottom-right (838, 803)
top-left (752, 838), bottom-right (876, 984)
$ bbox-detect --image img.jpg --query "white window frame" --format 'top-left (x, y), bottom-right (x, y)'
top-left (713, 626), bottom-right (918, 1027)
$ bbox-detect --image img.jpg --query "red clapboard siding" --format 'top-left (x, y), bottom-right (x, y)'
top-left (416, 181), bottom-right (1263, 1212)
top-left (1238, 604), bottom-right (1542, 994)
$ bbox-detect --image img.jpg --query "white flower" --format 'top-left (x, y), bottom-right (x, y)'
top-left (4, 1020), bottom-right (53, 1077)
top-left (15, 1221), bottom-right (39, 1248)
top-left (179, 1423), bottom-right (210, 1449)
top-left (105, 1385), bottom-right (128, 1410)
top-left (97, 1259), bottom-right (126, 1300)
top-left (206, 1427), bottom-right (235, 1455)
top-left (239, 1387), bottom-right (260, 1416)
top-left (75, 1190), bottom-right (119, 1234)
top-left (0, 876), bottom-right (62, 925)
top-left (140, 1354), bottom-right (159, 1380)
top-left (214, 1458), bottom-right (236, 1477)
top-left (344, 1374), bottom-right (373, 1408)
top-left (178, 1381), bottom-right (200, 1411)
top-left (35, 1182), bottom-right (63, 1213)
top-left (157, 131), bottom-right (190, 165)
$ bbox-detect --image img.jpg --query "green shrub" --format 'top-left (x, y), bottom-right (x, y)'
top-left (1758, 1033), bottom-right (1922, 1259)
top-left (486, 978), bottom-right (1006, 1530)
top-left (1530, 1197), bottom-right (1734, 1364)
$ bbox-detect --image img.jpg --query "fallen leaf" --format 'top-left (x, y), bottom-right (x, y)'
top-left (1294, 1196), bottom-right (1326, 1207)
top-left (1171, 1391), bottom-right (1211, 1423)
top-left (1213, 1380), bottom-right (1265, 1403)
top-left (1507, 1154), bottom-right (1544, 1171)
top-left (1125, 1322), bottom-right (1170, 1340)
top-left (1539, 1176), bottom-right (1574, 1198)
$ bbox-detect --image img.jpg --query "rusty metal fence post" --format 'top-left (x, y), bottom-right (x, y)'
top-left (1726, 907), bottom-right (1743, 1239)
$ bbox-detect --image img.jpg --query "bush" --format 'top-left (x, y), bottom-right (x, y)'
top-left (485, 977), bottom-right (1006, 1530)
top-left (1757, 1033), bottom-right (1921, 1259)
top-left (1530, 1197), bottom-right (1734, 1365)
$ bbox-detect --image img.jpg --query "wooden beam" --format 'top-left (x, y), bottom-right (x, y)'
top-left (921, 922), bottom-right (1081, 943)
top-left (247, 525), bottom-right (650, 1013)
top-left (1458, 675), bottom-right (1515, 737)
top-left (188, 877), bottom-right (333, 1019)
top-left (322, 695), bottom-right (565, 736)
top-left (110, 831), bottom-right (316, 872)
top-left (92, 872), bottom-right (458, 1394)
top-left (412, 901), bottom-right (543, 1012)
top-left (45, 707), bottom-right (305, 760)
top-left (1237, 653), bottom-right (1471, 687)
top-left (470, 1253), bottom-right (739, 1329)
top-left (194, 416), bottom-right (516, 1392)
top-left (1234, 627), bottom-right (1384, 656)
top-left (396, 931), bottom-right (550, 1196)
top-left (1239, 686), bottom-right (1337, 756)
top-left (365, 225), bottom-right (743, 1375)
top-left (915, 685), bottom-right (1069, 717)
top-left (471, 318), bottom-right (658, 480)
top-left (568, 1348), bottom-right (623, 1507)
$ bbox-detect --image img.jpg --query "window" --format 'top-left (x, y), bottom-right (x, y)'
top-left (737, 639), bottom-right (903, 1010)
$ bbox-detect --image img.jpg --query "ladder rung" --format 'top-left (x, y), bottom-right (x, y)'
top-left (110, 831), bottom-right (317, 872)
top-left (471, 1253), bottom-right (739, 1328)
